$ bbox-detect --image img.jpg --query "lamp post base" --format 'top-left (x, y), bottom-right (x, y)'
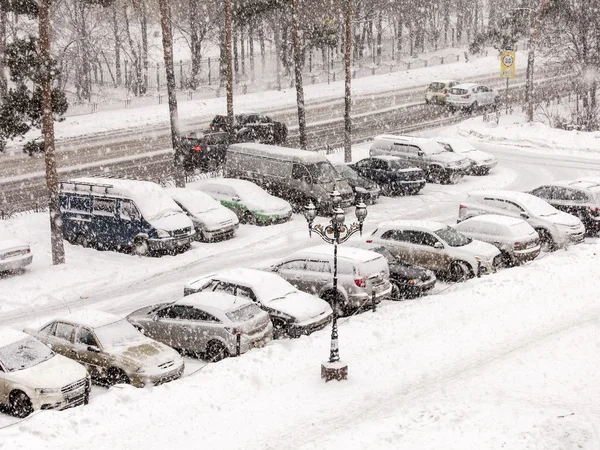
top-left (321, 360), bottom-right (348, 382)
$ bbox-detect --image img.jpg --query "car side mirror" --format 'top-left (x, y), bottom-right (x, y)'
top-left (87, 345), bottom-right (100, 353)
top-left (520, 213), bottom-right (529, 219)
top-left (418, 151), bottom-right (424, 157)
top-left (433, 242), bottom-right (444, 249)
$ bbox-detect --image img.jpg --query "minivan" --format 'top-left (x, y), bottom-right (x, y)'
top-left (369, 135), bottom-right (471, 184)
top-left (59, 177), bottom-right (195, 255)
top-left (224, 143), bottom-right (355, 213)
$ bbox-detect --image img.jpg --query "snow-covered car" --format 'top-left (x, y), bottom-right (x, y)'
top-left (458, 190), bottom-right (585, 251)
top-left (367, 220), bottom-right (501, 281)
top-left (183, 268), bottom-right (333, 338)
top-left (0, 328), bottom-right (90, 417)
top-left (436, 137), bottom-right (497, 175)
top-left (454, 215), bottom-right (541, 266)
top-left (424, 80), bottom-right (459, 104)
top-left (0, 227), bottom-right (32, 273)
top-left (191, 178), bottom-right (292, 225)
top-left (332, 162), bottom-right (381, 205)
top-left (165, 187), bottom-right (239, 242)
top-left (446, 83), bottom-right (500, 111)
top-left (126, 292), bottom-right (273, 362)
top-left (25, 310), bottom-right (184, 388)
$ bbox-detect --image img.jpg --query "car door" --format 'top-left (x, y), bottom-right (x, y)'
top-left (119, 199), bottom-right (145, 244)
top-left (303, 259), bottom-right (332, 296)
top-left (43, 321), bottom-right (77, 360)
top-left (406, 231), bottom-right (447, 271)
top-left (376, 230), bottom-right (411, 263)
top-left (73, 326), bottom-right (109, 378)
top-left (0, 363), bottom-right (7, 405)
top-left (548, 187), bottom-right (575, 214)
top-left (352, 159), bottom-right (374, 180)
top-left (91, 197), bottom-right (118, 247)
top-left (274, 259), bottom-right (307, 290)
top-left (183, 307), bottom-right (222, 353)
top-left (148, 305), bottom-right (193, 349)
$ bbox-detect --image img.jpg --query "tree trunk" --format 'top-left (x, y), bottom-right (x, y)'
top-left (258, 22), bottom-right (265, 75)
top-left (233, 29), bottom-right (239, 75)
top-left (376, 12), bottom-right (382, 61)
top-left (158, 0), bottom-right (184, 187)
top-left (140, 0), bottom-right (148, 94)
top-left (112, 2), bottom-right (121, 86)
top-left (344, 0), bottom-right (352, 163)
top-left (249, 20), bottom-right (255, 82)
top-left (291, 0), bottom-right (306, 149)
top-left (225, 0), bottom-right (234, 129)
top-left (0, 9), bottom-right (7, 97)
top-left (396, 15), bottom-right (403, 55)
top-left (39, 0), bottom-right (65, 265)
top-left (189, 0), bottom-right (200, 89)
top-left (240, 25), bottom-right (246, 76)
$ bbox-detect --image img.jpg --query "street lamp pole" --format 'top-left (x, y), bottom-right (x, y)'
top-left (304, 192), bottom-right (367, 381)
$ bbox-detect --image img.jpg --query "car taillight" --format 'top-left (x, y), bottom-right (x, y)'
top-left (444, 89), bottom-right (448, 94)
top-left (366, 239), bottom-right (373, 243)
top-left (459, 204), bottom-right (466, 211)
top-left (462, 94), bottom-right (471, 99)
top-left (193, 145), bottom-right (202, 152)
top-left (588, 206), bottom-right (600, 215)
top-left (225, 327), bottom-right (242, 335)
top-left (354, 277), bottom-right (366, 288)
top-left (513, 241), bottom-right (526, 250)
top-left (26, 247), bottom-right (31, 253)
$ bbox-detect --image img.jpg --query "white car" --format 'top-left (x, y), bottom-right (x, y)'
top-left (191, 178), bottom-right (292, 225)
top-left (183, 268), bottom-right (333, 338)
top-left (424, 80), bottom-right (459, 104)
top-left (458, 190), bottom-right (585, 251)
top-left (0, 328), bottom-right (90, 417)
top-left (25, 310), bottom-right (185, 388)
top-left (367, 220), bottom-right (501, 281)
top-left (165, 187), bottom-right (239, 242)
top-left (436, 137), bottom-right (498, 175)
top-left (446, 83), bottom-right (500, 111)
top-left (454, 215), bottom-right (541, 266)
top-left (0, 228), bottom-right (32, 273)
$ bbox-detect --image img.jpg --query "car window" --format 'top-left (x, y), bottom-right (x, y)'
top-left (292, 164), bottom-right (311, 180)
top-left (278, 260), bottom-right (306, 271)
top-left (571, 190), bottom-right (591, 202)
top-left (381, 230), bottom-right (399, 240)
top-left (54, 322), bottom-right (75, 342)
top-left (236, 286), bottom-right (257, 301)
top-left (305, 260), bottom-right (331, 273)
top-left (371, 159), bottom-right (387, 170)
top-left (164, 305), bottom-right (198, 320)
top-left (40, 322), bottom-right (56, 336)
top-left (531, 186), bottom-right (553, 199)
top-left (403, 231), bottom-right (439, 247)
top-left (75, 327), bottom-right (99, 348)
top-left (213, 282), bottom-right (237, 296)
top-left (67, 196), bottom-right (91, 213)
top-left (503, 201), bottom-right (525, 213)
top-left (192, 308), bottom-right (220, 323)
top-left (93, 198), bottom-right (116, 217)
top-left (120, 200), bottom-right (140, 221)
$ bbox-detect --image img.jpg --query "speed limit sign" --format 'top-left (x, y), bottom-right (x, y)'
top-left (500, 50), bottom-right (516, 78)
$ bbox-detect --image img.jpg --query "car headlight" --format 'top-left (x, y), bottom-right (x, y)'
top-left (35, 387), bottom-right (61, 395)
top-left (156, 229), bottom-right (170, 238)
top-left (355, 187), bottom-right (367, 194)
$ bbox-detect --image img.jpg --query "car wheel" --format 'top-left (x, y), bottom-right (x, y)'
top-left (272, 318), bottom-right (289, 339)
top-left (450, 261), bottom-right (471, 282)
top-left (390, 281), bottom-right (406, 300)
top-left (536, 228), bottom-right (556, 252)
top-left (107, 367), bottom-right (130, 386)
top-left (206, 341), bottom-right (229, 362)
top-left (241, 211), bottom-right (257, 225)
top-left (428, 167), bottom-right (444, 184)
top-left (10, 391), bottom-right (33, 418)
top-left (498, 251), bottom-right (514, 268)
top-left (425, 99), bottom-right (430, 105)
top-left (133, 236), bottom-right (149, 256)
top-left (380, 183), bottom-right (394, 197)
top-left (470, 101), bottom-right (479, 113)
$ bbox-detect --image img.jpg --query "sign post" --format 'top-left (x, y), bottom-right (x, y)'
top-left (500, 43), bottom-right (516, 114)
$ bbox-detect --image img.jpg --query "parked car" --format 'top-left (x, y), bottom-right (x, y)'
top-left (209, 113), bottom-right (288, 145)
top-left (332, 162), bottom-right (381, 205)
top-left (436, 137), bottom-right (497, 175)
top-left (126, 292), bottom-right (273, 362)
top-left (25, 310), bottom-right (185, 388)
top-left (458, 190), bottom-right (586, 251)
top-left (348, 243), bottom-right (436, 299)
top-left (181, 130), bottom-right (232, 173)
top-left (369, 134), bottom-right (471, 184)
top-left (0, 228), bottom-right (32, 274)
top-left (0, 328), bottom-right (90, 417)
top-left (165, 187), bottom-right (239, 242)
top-left (446, 83), bottom-right (500, 111)
top-left (191, 178), bottom-right (292, 225)
top-left (59, 177), bottom-right (195, 255)
top-left (529, 178), bottom-right (600, 235)
top-left (347, 156), bottom-right (426, 196)
top-left (454, 215), bottom-right (541, 266)
top-left (367, 220), bottom-right (501, 281)
top-left (224, 142), bottom-right (355, 213)
top-left (183, 268), bottom-right (333, 338)
top-left (270, 245), bottom-right (392, 314)
top-left (424, 80), bottom-right (459, 104)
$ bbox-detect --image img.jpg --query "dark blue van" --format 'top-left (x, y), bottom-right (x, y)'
top-left (59, 177), bottom-right (195, 255)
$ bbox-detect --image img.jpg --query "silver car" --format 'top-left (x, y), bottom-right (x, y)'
top-left (25, 310), bottom-right (185, 388)
top-left (126, 292), bottom-right (273, 362)
top-left (0, 228), bottom-right (32, 273)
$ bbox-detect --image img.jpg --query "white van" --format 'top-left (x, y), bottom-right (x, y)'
top-left (224, 143), bottom-right (355, 213)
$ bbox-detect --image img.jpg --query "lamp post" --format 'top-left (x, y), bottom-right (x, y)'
top-left (303, 191), bottom-right (368, 382)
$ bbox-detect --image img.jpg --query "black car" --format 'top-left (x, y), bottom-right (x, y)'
top-left (352, 244), bottom-right (436, 299)
top-left (332, 162), bottom-right (380, 205)
top-left (181, 130), bottom-right (232, 173)
top-left (209, 113), bottom-right (288, 145)
top-left (348, 156), bottom-right (426, 196)
top-left (529, 179), bottom-right (600, 235)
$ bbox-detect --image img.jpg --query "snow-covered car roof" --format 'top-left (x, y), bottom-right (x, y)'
top-left (228, 142), bottom-right (326, 164)
top-left (377, 220), bottom-right (447, 233)
top-left (436, 136), bottom-right (477, 151)
top-left (194, 178), bottom-right (266, 192)
top-left (370, 155), bottom-right (403, 162)
top-left (456, 214), bottom-right (529, 227)
top-left (291, 244), bottom-right (385, 263)
top-left (550, 179), bottom-right (600, 192)
top-left (176, 291), bottom-right (252, 313)
top-left (0, 328), bottom-right (29, 347)
top-left (452, 83), bottom-right (479, 90)
top-left (467, 190), bottom-right (539, 203)
top-left (165, 187), bottom-right (220, 211)
top-left (48, 310), bottom-right (123, 329)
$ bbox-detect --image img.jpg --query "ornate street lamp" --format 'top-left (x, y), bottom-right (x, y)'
top-left (303, 191), bottom-right (368, 381)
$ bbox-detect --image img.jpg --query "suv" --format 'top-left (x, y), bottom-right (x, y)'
top-left (270, 245), bottom-right (392, 314)
top-left (446, 83), bottom-right (500, 111)
top-left (369, 134), bottom-right (470, 184)
top-left (458, 190), bottom-right (585, 250)
top-left (181, 130), bottom-right (232, 173)
top-left (424, 80), bottom-right (459, 104)
top-left (367, 220), bottom-right (500, 281)
top-left (209, 113), bottom-right (288, 145)
top-left (529, 178), bottom-right (600, 235)
top-left (348, 156), bottom-right (426, 196)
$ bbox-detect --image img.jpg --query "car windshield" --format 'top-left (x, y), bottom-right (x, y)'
top-left (177, 191), bottom-right (220, 215)
top-left (428, 82), bottom-right (445, 90)
top-left (435, 226), bottom-right (472, 247)
top-left (93, 320), bottom-right (145, 349)
top-left (253, 276), bottom-right (297, 300)
top-left (388, 159), bottom-right (413, 170)
top-left (368, 246), bottom-right (396, 262)
top-left (518, 195), bottom-right (559, 217)
top-left (449, 87), bottom-right (468, 95)
top-left (440, 140), bottom-right (475, 154)
top-left (0, 337), bottom-right (54, 372)
top-left (305, 162), bottom-right (338, 183)
top-left (427, 141), bottom-right (448, 155)
top-left (226, 304), bottom-right (263, 322)
top-left (334, 164), bottom-right (358, 180)
top-left (236, 183), bottom-right (271, 203)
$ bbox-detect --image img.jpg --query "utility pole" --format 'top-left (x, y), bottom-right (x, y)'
top-left (225, 0), bottom-right (234, 133)
top-left (344, 0), bottom-right (352, 163)
top-left (525, 0), bottom-right (550, 122)
top-left (39, 0), bottom-right (65, 265)
top-left (158, 0), bottom-right (185, 187)
top-left (291, 0), bottom-right (307, 149)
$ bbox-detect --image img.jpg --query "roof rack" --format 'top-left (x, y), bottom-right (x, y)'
top-left (60, 180), bottom-right (114, 194)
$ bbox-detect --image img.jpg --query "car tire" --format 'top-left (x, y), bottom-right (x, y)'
top-left (449, 261), bottom-right (472, 282)
top-left (10, 391), bottom-right (33, 418)
top-left (536, 228), bottom-right (556, 252)
top-left (428, 167), bottom-right (445, 184)
top-left (241, 211), bottom-right (257, 225)
top-left (390, 281), bottom-right (405, 300)
top-left (380, 184), bottom-right (394, 197)
top-left (272, 318), bottom-right (289, 339)
top-left (499, 251), bottom-right (514, 268)
top-left (206, 341), bottom-right (229, 362)
top-left (470, 101), bottom-right (479, 113)
top-left (133, 236), bottom-right (149, 256)
top-left (107, 367), bottom-right (130, 386)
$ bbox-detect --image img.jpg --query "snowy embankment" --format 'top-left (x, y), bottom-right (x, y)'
top-left (2, 240), bottom-right (599, 450)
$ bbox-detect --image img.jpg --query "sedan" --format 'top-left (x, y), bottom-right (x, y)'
top-left (446, 83), bottom-right (500, 111)
top-left (436, 137), bottom-right (497, 175)
top-left (0, 328), bottom-right (90, 417)
top-left (190, 178), bottom-right (292, 225)
top-left (0, 228), bottom-right (32, 274)
top-left (332, 162), bottom-right (380, 205)
top-left (25, 310), bottom-right (184, 388)
top-left (348, 156), bottom-right (426, 196)
top-left (165, 187), bottom-right (239, 242)
top-left (126, 292), bottom-right (273, 362)
top-left (183, 268), bottom-right (333, 338)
